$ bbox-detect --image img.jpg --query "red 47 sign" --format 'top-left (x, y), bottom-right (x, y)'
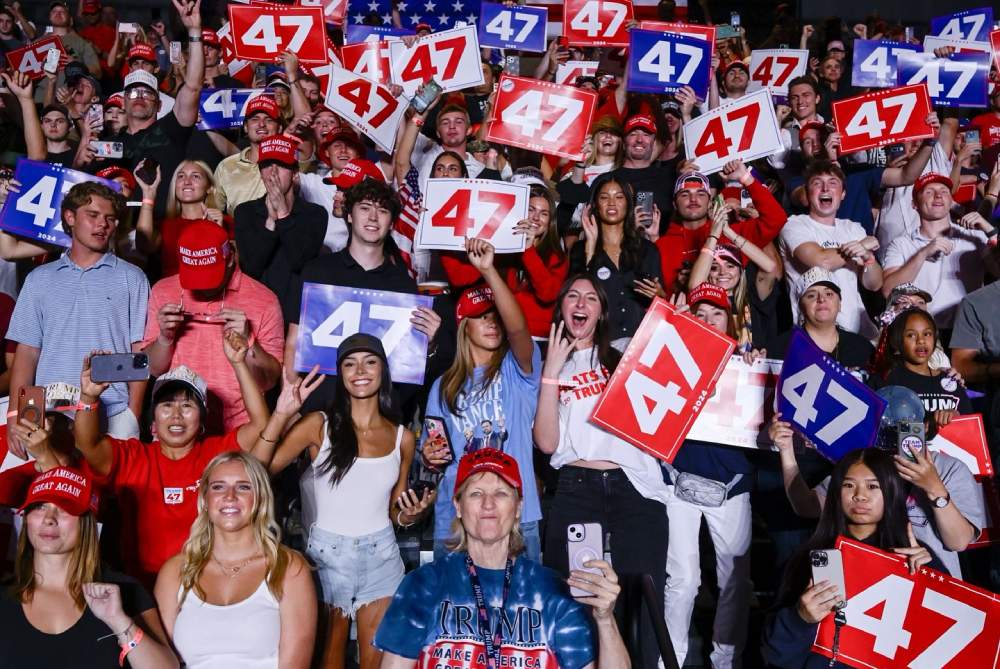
top-left (564, 0), bottom-right (634, 47)
top-left (389, 25), bottom-right (484, 97)
top-left (832, 84), bottom-right (934, 154)
top-left (324, 66), bottom-right (405, 152)
top-left (813, 538), bottom-right (1000, 669)
top-left (299, 0), bottom-right (347, 26)
top-left (486, 75), bottom-right (598, 161)
top-left (5, 36), bottom-right (66, 81)
top-left (416, 179), bottom-right (530, 253)
top-left (990, 30), bottom-right (1000, 73)
top-left (682, 88), bottom-right (782, 175)
top-left (228, 4), bottom-right (327, 64)
top-left (589, 299), bottom-right (735, 463)
top-left (341, 40), bottom-right (393, 85)
top-left (746, 49), bottom-right (809, 96)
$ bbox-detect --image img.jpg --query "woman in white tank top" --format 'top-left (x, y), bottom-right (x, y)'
top-left (154, 451), bottom-right (316, 669)
top-left (254, 333), bottom-right (435, 669)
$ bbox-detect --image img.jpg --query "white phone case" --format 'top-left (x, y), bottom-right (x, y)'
top-left (567, 523), bottom-right (603, 597)
top-left (810, 549), bottom-right (847, 608)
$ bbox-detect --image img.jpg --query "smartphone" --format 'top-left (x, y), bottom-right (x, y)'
top-left (897, 421), bottom-right (925, 463)
top-left (567, 523), bottom-right (604, 597)
top-left (90, 140), bottom-right (124, 159)
top-left (90, 353), bottom-right (151, 383)
top-left (85, 103), bottom-right (104, 133)
top-left (904, 26), bottom-right (915, 42)
top-left (503, 54), bottom-right (520, 76)
top-left (409, 78), bottom-right (442, 114)
top-left (17, 386), bottom-right (46, 429)
top-left (730, 12), bottom-right (741, 28)
top-left (423, 416), bottom-right (454, 462)
top-left (965, 129), bottom-right (980, 144)
top-left (169, 41), bottom-right (181, 64)
top-left (408, 479), bottom-right (436, 498)
top-left (136, 157), bottom-right (158, 184)
top-left (636, 191), bottom-right (655, 220)
top-left (43, 48), bottom-right (60, 75)
top-left (884, 143), bottom-right (906, 161)
top-left (716, 24), bottom-right (741, 40)
top-left (810, 549), bottom-right (847, 610)
top-left (117, 22), bottom-right (139, 34)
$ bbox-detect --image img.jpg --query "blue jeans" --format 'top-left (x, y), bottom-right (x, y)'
top-left (433, 520), bottom-right (541, 561)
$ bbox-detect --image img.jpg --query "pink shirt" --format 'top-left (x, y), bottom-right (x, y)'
top-left (142, 268), bottom-right (284, 433)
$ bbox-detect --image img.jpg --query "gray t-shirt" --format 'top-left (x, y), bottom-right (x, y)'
top-left (951, 281), bottom-right (1000, 441)
top-left (814, 450), bottom-right (985, 578)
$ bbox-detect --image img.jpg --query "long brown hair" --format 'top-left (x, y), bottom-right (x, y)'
top-left (12, 509), bottom-right (100, 609)
top-left (439, 317), bottom-right (509, 415)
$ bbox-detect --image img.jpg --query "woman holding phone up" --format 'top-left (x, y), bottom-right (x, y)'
top-left (252, 334), bottom-right (434, 669)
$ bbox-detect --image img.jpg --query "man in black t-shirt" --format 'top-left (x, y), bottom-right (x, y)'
top-left (611, 112), bottom-right (677, 223)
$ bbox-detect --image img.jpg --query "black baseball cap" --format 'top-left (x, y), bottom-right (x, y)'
top-left (336, 333), bottom-right (387, 366)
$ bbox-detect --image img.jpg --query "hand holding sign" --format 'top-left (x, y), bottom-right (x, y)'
top-left (5, 36), bottom-right (66, 81)
top-left (228, 4), bottom-right (327, 64)
top-left (416, 179), bottom-right (530, 253)
top-left (832, 84), bottom-right (934, 153)
top-left (682, 89), bottom-right (782, 175)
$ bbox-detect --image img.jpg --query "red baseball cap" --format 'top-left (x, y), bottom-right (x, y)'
top-left (714, 243), bottom-right (744, 268)
top-left (127, 43), bottom-right (158, 64)
top-left (105, 92), bottom-right (124, 109)
top-left (320, 129), bottom-right (366, 166)
top-left (798, 120), bottom-right (826, 143)
top-left (331, 159), bottom-right (385, 189)
top-left (81, 0), bottom-right (100, 14)
top-left (257, 134), bottom-right (299, 167)
top-left (624, 114), bottom-right (657, 135)
top-left (688, 282), bottom-right (731, 311)
top-left (202, 29), bottom-right (221, 47)
top-left (20, 467), bottom-right (98, 516)
top-left (456, 285), bottom-right (495, 322)
top-left (912, 172), bottom-right (953, 201)
top-left (177, 220), bottom-right (231, 290)
top-left (245, 95), bottom-right (280, 121)
top-left (454, 448), bottom-right (522, 496)
top-left (96, 166), bottom-right (136, 191)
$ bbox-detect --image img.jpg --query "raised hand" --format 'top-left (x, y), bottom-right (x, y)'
top-left (542, 321), bottom-right (577, 379)
top-left (274, 365), bottom-right (325, 417)
top-left (222, 328), bottom-right (249, 364)
top-left (465, 237), bottom-right (496, 274)
top-left (81, 350), bottom-right (113, 401)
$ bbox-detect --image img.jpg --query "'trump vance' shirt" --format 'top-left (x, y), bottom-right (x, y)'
top-left (374, 552), bottom-right (595, 669)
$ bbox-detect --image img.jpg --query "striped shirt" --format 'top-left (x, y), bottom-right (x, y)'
top-left (7, 253), bottom-right (149, 418)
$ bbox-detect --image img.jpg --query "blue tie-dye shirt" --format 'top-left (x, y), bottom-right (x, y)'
top-left (374, 552), bottom-right (595, 669)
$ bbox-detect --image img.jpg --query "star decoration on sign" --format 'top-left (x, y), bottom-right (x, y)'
top-left (381, 13), bottom-right (392, 23)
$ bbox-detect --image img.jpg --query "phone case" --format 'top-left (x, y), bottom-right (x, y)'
top-left (423, 416), bottom-right (454, 462)
top-left (567, 523), bottom-right (603, 597)
top-left (90, 353), bottom-right (151, 383)
top-left (18, 386), bottom-right (46, 429)
top-left (810, 549), bottom-right (847, 608)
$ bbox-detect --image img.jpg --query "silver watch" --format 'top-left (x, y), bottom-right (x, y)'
top-left (931, 493), bottom-right (950, 509)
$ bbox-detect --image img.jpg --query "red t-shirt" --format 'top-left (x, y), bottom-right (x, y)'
top-left (970, 112), bottom-right (1000, 150)
top-left (99, 431), bottom-right (240, 587)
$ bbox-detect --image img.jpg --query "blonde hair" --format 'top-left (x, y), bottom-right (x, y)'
top-left (12, 510), bottom-right (100, 609)
top-left (439, 318), bottom-right (508, 415)
top-left (165, 159), bottom-right (219, 219)
top-left (445, 472), bottom-right (524, 555)
top-left (178, 452), bottom-right (293, 605)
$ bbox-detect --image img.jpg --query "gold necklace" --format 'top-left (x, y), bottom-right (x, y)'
top-left (211, 553), bottom-right (262, 578)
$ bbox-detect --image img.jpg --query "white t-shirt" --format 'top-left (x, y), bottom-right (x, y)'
top-left (882, 225), bottom-right (989, 329)
top-left (876, 144), bottom-right (952, 258)
top-left (298, 172), bottom-right (349, 253)
top-left (411, 133), bottom-right (512, 192)
top-left (779, 214), bottom-right (878, 339)
top-left (552, 346), bottom-right (670, 504)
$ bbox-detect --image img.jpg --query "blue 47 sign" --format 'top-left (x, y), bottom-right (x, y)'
top-left (851, 40), bottom-right (921, 88)
top-left (197, 89), bottom-right (268, 130)
top-left (477, 3), bottom-right (547, 53)
top-left (897, 51), bottom-right (992, 108)
top-left (930, 8), bottom-right (993, 43)
top-left (777, 329), bottom-right (886, 461)
top-left (295, 284), bottom-right (433, 384)
top-left (627, 29), bottom-right (711, 98)
top-left (0, 159), bottom-right (122, 248)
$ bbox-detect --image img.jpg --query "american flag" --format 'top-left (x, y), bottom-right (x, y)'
top-left (392, 165), bottom-right (422, 279)
top-left (353, 0), bottom-right (481, 32)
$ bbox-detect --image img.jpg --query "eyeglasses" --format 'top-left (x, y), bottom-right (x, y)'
top-left (125, 88), bottom-right (158, 100)
top-left (179, 296), bottom-right (225, 324)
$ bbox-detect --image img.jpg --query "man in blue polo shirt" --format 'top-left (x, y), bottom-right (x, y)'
top-left (6, 182), bottom-right (149, 456)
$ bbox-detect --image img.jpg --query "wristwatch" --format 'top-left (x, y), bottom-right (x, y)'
top-left (930, 492), bottom-right (951, 509)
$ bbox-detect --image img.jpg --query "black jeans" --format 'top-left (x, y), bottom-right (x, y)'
top-left (544, 466), bottom-right (669, 669)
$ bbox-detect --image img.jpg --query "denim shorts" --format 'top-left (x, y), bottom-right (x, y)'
top-left (306, 524), bottom-right (405, 616)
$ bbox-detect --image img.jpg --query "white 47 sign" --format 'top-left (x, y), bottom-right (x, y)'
top-left (416, 179), bottom-right (530, 253)
top-left (324, 66), bottom-right (406, 153)
top-left (388, 25), bottom-right (484, 96)
top-left (682, 88), bottom-right (782, 174)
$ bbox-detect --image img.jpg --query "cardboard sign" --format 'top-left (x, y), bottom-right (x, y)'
top-left (639, 20), bottom-right (715, 54)
top-left (832, 84), bottom-right (934, 154)
top-left (228, 4), bottom-right (327, 64)
top-left (812, 537), bottom-right (1000, 669)
top-left (344, 25), bottom-right (414, 44)
top-left (928, 415), bottom-right (1000, 548)
top-left (0, 159), bottom-right (122, 248)
top-left (930, 8), bottom-right (993, 43)
top-left (388, 25), bottom-right (484, 96)
top-left (415, 179), bottom-right (530, 253)
top-left (196, 88), bottom-right (268, 130)
top-left (555, 60), bottom-right (599, 85)
top-left (922, 35), bottom-right (991, 54)
top-left (306, 42), bottom-right (344, 98)
top-left (746, 49), bottom-right (809, 97)
top-left (341, 40), bottom-right (394, 85)
top-left (324, 66), bottom-right (406, 153)
top-left (5, 36), bottom-right (66, 81)
top-left (777, 328), bottom-right (885, 461)
top-left (682, 88), bottom-right (782, 175)
top-left (686, 357), bottom-right (781, 449)
top-left (295, 284), bottom-right (432, 384)
top-left (897, 51), bottom-right (992, 109)
top-left (626, 29), bottom-right (712, 98)
top-left (563, 0), bottom-right (634, 47)
top-left (478, 2), bottom-right (547, 53)
top-left (589, 299), bottom-right (735, 464)
top-left (216, 20), bottom-right (255, 84)
top-left (990, 30), bottom-right (1000, 73)
top-left (486, 75), bottom-right (598, 161)
top-left (851, 40), bottom-right (922, 89)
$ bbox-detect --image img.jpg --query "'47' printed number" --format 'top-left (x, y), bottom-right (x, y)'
top-left (398, 36), bottom-right (464, 83)
top-left (751, 55), bottom-right (800, 87)
top-left (500, 89), bottom-right (584, 143)
top-left (904, 59), bottom-right (978, 99)
top-left (430, 188), bottom-right (516, 239)
top-left (568, 0), bottom-right (628, 39)
top-left (312, 301), bottom-right (413, 355)
top-left (241, 14), bottom-right (315, 54)
top-left (337, 78), bottom-right (398, 128)
top-left (694, 104), bottom-right (759, 159)
top-left (624, 319), bottom-right (703, 434)
top-left (782, 363), bottom-right (867, 444)
top-left (637, 39), bottom-right (703, 83)
top-left (843, 91), bottom-right (917, 139)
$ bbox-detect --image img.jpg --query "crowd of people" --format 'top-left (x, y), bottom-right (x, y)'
top-left (0, 0), bottom-right (997, 667)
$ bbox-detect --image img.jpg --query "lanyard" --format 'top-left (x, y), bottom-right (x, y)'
top-left (465, 554), bottom-right (513, 669)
